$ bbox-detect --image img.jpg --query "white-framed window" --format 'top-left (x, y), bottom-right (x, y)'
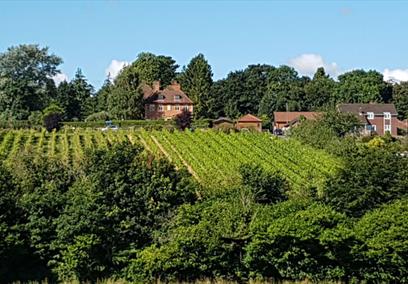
top-left (158, 94), bottom-right (164, 100)
top-left (158, 105), bottom-right (163, 111)
top-left (149, 104), bottom-right (155, 111)
top-left (183, 105), bottom-right (189, 111)
top-left (367, 112), bottom-right (374, 120)
top-left (174, 95), bottom-right (181, 101)
top-left (384, 124), bottom-right (391, 132)
top-left (371, 124), bottom-right (377, 131)
top-left (167, 105), bottom-right (172, 111)
top-left (175, 105), bottom-right (180, 111)
top-left (384, 112), bottom-right (391, 119)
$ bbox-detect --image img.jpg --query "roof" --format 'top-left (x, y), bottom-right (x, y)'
top-left (237, 114), bottom-right (262, 123)
top-left (337, 104), bottom-right (398, 115)
top-left (274, 112), bottom-right (322, 123)
top-left (213, 117), bottom-right (233, 124)
top-left (143, 82), bottom-right (193, 105)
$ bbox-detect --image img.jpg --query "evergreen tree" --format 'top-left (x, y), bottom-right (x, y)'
top-left (178, 54), bottom-right (213, 118)
top-left (56, 69), bottom-right (94, 120)
top-left (304, 67), bottom-right (336, 110)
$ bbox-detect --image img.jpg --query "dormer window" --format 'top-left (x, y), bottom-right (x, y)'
top-left (384, 112), bottom-right (391, 119)
top-left (367, 112), bottom-right (374, 120)
top-left (174, 95), bottom-right (181, 101)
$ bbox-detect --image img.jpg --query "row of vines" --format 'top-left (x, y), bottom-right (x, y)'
top-left (0, 129), bottom-right (341, 191)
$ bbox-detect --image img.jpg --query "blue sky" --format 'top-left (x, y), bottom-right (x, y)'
top-left (1, 0), bottom-right (408, 88)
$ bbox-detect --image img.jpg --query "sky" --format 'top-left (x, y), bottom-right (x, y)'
top-left (1, 0), bottom-right (408, 89)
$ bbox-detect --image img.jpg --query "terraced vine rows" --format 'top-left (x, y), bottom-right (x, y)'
top-left (0, 129), bottom-right (341, 190)
top-left (0, 129), bottom-right (136, 167)
top-left (142, 129), bottom-right (341, 190)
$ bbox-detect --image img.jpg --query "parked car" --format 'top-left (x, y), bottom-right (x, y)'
top-left (101, 120), bottom-right (119, 131)
top-left (101, 125), bottom-right (119, 131)
top-left (273, 128), bottom-right (284, 136)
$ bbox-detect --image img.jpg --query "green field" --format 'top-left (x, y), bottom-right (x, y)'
top-left (0, 128), bottom-right (341, 191)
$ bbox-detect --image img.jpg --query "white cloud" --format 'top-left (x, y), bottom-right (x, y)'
top-left (52, 72), bottom-right (69, 86)
top-left (288, 53), bottom-right (339, 78)
top-left (105, 60), bottom-right (129, 80)
top-left (383, 68), bottom-right (408, 83)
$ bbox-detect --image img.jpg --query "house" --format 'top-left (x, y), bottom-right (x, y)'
top-left (236, 114), bottom-right (262, 132)
top-left (143, 81), bottom-right (193, 120)
top-left (337, 103), bottom-right (398, 136)
top-left (273, 112), bottom-right (322, 129)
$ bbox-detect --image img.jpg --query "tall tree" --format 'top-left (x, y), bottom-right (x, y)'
top-left (55, 69), bottom-right (94, 120)
top-left (123, 52), bottom-right (178, 87)
top-left (304, 67), bottom-right (336, 110)
top-left (0, 44), bottom-right (62, 118)
top-left (392, 81), bottom-right (408, 120)
top-left (334, 70), bottom-right (392, 104)
top-left (259, 65), bottom-right (306, 119)
top-left (95, 75), bottom-right (112, 112)
top-left (212, 64), bottom-right (274, 118)
top-left (108, 67), bottom-right (144, 119)
top-left (178, 54), bottom-right (213, 118)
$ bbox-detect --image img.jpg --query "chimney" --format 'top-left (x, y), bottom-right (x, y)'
top-left (171, 80), bottom-right (181, 91)
top-left (152, 81), bottom-right (161, 92)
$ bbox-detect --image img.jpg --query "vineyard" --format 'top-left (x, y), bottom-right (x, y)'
top-left (0, 128), bottom-right (341, 191)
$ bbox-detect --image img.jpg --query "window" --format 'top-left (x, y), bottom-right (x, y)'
top-left (158, 94), bottom-right (164, 100)
top-left (149, 104), bottom-right (155, 111)
top-left (367, 112), bottom-right (374, 120)
top-left (167, 105), bottom-right (172, 111)
top-left (371, 124), bottom-right (377, 131)
top-left (384, 112), bottom-right (391, 119)
top-left (384, 124), bottom-right (391, 132)
top-left (174, 95), bottom-right (181, 101)
top-left (175, 105), bottom-right (180, 111)
top-left (183, 105), bottom-right (189, 111)
top-left (158, 105), bottom-right (163, 111)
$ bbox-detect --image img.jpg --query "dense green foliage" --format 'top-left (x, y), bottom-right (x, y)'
top-left (0, 128), bottom-right (407, 282)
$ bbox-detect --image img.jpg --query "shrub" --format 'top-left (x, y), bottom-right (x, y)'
top-left (43, 104), bottom-right (64, 131)
top-left (174, 109), bottom-right (192, 131)
top-left (85, 111), bottom-right (112, 122)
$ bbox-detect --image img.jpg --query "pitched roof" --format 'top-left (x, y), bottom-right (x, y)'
top-left (143, 82), bottom-right (193, 105)
top-left (213, 117), bottom-right (233, 124)
top-left (337, 104), bottom-right (397, 115)
top-left (238, 114), bottom-right (262, 122)
top-left (274, 112), bottom-right (322, 123)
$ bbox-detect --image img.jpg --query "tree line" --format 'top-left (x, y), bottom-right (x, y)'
top-left (1, 44), bottom-right (408, 124)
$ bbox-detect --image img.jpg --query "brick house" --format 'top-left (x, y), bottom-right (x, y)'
top-left (143, 81), bottom-right (193, 120)
top-left (236, 114), bottom-right (262, 132)
top-left (337, 103), bottom-right (398, 136)
top-left (273, 112), bottom-right (322, 129)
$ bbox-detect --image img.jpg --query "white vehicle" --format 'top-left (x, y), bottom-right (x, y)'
top-left (101, 125), bottom-right (119, 131)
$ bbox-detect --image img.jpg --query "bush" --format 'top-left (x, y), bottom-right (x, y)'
top-left (43, 104), bottom-right (64, 131)
top-left (174, 109), bottom-right (192, 131)
top-left (353, 199), bottom-right (408, 282)
top-left (214, 122), bottom-right (236, 133)
top-left (85, 111), bottom-right (112, 122)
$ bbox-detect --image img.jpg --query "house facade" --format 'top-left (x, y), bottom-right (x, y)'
top-left (337, 103), bottom-right (398, 136)
top-left (236, 114), bottom-right (262, 132)
top-left (143, 81), bottom-right (193, 120)
top-left (273, 112), bottom-right (322, 129)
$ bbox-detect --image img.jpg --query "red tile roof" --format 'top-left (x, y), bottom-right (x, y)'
top-left (238, 114), bottom-right (262, 122)
top-left (274, 112), bottom-right (322, 123)
top-left (143, 82), bottom-right (193, 105)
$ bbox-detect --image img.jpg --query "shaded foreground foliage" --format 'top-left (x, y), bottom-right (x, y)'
top-left (0, 132), bottom-right (407, 283)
